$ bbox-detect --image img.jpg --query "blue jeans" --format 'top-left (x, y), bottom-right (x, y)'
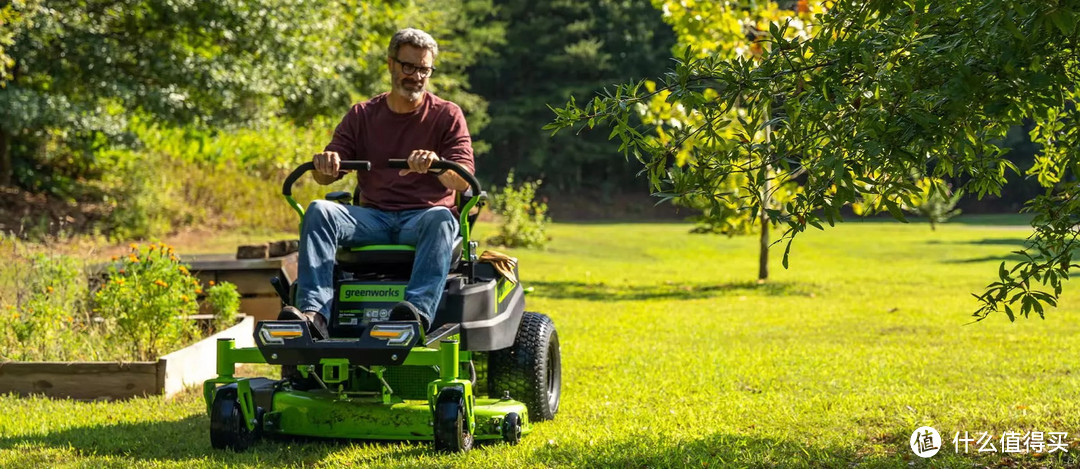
top-left (295, 200), bottom-right (459, 324)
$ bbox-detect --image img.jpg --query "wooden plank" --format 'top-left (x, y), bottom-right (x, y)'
top-left (0, 361), bottom-right (160, 400)
top-left (268, 239), bottom-right (299, 258)
top-left (159, 315), bottom-right (255, 398)
top-left (184, 253), bottom-right (298, 271)
top-left (237, 244), bottom-right (269, 259)
top-left (214, 269), bottom-right (281, 295)
top-left (0, 317), bottom-right (256, 400)
top-left (278, 253), bottom-right (298, 284)
top-left (241, 296), bottom-right (284, 322)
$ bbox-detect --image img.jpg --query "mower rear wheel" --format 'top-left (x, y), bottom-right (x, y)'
top-left (488, 311), bottom-right (562, 421)
top-left (433, 387), bottom-right (473, 453)
top-left (209, 387), bottom-right (258, 451)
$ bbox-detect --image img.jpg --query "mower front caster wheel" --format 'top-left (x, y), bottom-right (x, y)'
top-left (433, 387), bottom-right (473, 453)
top-left (209, 387), bottom-right (261, 451)
top-left (502, 412), bottom-right (522, 445)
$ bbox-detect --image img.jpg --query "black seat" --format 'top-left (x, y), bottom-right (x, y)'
top-left (335, 238), bottom-right (463, 276)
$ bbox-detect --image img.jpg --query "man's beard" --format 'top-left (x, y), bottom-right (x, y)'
top-left (393, 77), bottom-right (425, 102)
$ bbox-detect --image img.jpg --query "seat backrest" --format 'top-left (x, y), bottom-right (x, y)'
top-left (335, 238), bottom-right (463, 276)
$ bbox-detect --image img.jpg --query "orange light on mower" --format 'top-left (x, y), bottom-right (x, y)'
top-left (259, 323), bottom-right (305, 345)
top-left (369, 324), bottom-right (414, 346)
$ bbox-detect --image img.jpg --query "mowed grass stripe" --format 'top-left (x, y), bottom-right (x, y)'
top-left (3, 217), bottom-right (1080, 467)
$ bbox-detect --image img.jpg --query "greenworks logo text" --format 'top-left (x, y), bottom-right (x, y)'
top-left (340, 285), bottom-right (404, 302)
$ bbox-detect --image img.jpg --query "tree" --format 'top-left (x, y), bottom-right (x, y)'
top-left (401, 0), bottom-right (505, 146)
top-left (549, 0), bottom-right (1080, 320)
top-left (639, 0), bottom-right (824, 281)
top-left (468, 0), bottom-right (676, 191)
top-left (0, 0), bottom-right (349, 188)
top-left (0, 0), bottom-right (502, 191)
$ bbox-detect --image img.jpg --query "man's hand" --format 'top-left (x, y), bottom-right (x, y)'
top-left (312, 151), bottom-right (341, 185)
top-left (399, 149), bottom-right (470, 192)
top-left (398, 149), bottom-right (440, 175)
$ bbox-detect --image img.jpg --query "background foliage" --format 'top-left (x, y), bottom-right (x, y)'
top-left (0, 0), bottom-right (501, 239)
top-left (486, 171), bottom-right (551, 249)
top-left (549, 0), bottom-right (1080, 317)
top-left (468, 0), bottom-right (676, 193)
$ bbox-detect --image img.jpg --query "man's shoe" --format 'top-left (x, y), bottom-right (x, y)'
top-left (278, 305), bottom-right (304, 321)
top-left (303, 311), bottom-right (329, 340)
top-left (389, 301), bottom-right (431, 332)
top-left (278, 306), bottom-right (329, 340)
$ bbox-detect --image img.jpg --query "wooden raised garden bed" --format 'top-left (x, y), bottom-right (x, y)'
top-left (0, 315), bottom-right (255, 400)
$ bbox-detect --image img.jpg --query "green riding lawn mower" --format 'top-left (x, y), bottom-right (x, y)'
top-left (203, 159), bottom-right (561, 452)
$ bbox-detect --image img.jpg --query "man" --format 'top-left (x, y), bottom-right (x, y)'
top-left (281, 28), bottom-right (474, 339)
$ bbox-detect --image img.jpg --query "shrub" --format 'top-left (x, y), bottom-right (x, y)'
top-left (206, 281), bottom-right (241, 332)
top-left (486, 171), bottom-right (551, 249)
top-left (90, 116), bottom-right (355, 239)
top-left (904, 178), bottom-right (962, 230)
top-left (93, 243), bottom-right (199, 361)
top-left (0, 247), bottom-right (102, 361)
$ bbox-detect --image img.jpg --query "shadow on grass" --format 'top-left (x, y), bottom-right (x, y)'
top-left (941, 253), bottom-right (1029, 264)
top-left (532, 431), bottom-right (1079, 468)
top-left (948, 214), bottom-right (1034, 226)
top-left (926, 238), bottom-right (1031, 247)
top-left (0, 413), bottom-right (427, 464)
top-left (533, 432), bottom-right (873, 468)
top-left (529, 280), bottom-right (820, 302)
top-left (924, 237), bottom-right (1031, 264)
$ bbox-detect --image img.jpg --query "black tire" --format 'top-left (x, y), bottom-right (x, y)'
top-left (501, 412), bottom-right (522, 445)
top-left (209, 387), bottom-right (258, 451)
top-left (488, 311), bottom-right (561, 421)
top-left (433, 387), bottom-right (473, 453)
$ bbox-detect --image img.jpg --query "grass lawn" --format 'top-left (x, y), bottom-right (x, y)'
top-left (4, 217), bottom-right (1080, 468)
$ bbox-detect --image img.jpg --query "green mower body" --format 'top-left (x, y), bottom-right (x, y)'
top-left (203, 160), bottom-right (561, 453)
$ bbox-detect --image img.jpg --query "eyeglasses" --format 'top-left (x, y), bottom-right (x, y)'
top-left (392, 57), bottom-right (436, 78)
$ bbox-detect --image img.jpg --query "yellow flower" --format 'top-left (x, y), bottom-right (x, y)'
top-left (154, 279), bottom-right (168, 288)
top-left (129, 254), bottom-right (140, 263)
top-left (181, 295), bottom-right (189, 303)
top-left (111, 255), bottom-right (118, 261)
top-left (148, 244), bottom-right (156, 251)
top-left (178, 266), bottom-right (189, 275)
top-left (66, 316), bottom-right (74, 323)
top-left (46, 286), bottom-right (54, 294)
top-left (115, 278), bottom-right (125, 285)
top-left (11, 313), bottom-right (19, 320)
top-left (195, 288), bottom-right (203, 294)
top-left (208, 280), bottom-right (215, 286)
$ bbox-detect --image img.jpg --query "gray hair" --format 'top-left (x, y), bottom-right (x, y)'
top-left (388, 28), bottom-right (439, 59)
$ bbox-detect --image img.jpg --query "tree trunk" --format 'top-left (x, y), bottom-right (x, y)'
top-left (758, 108), bottom-right (773, 283)
top-left (758, 207), bottom-right (769, 281)
top-left (0, 126), bottom-right (10, 187)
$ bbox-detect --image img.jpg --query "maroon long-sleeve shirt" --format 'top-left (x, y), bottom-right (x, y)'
top-left (324, 92), bottom-right (474, 211)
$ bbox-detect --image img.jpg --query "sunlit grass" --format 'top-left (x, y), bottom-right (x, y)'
top-left (3, 216), bottom-right (1080, 468)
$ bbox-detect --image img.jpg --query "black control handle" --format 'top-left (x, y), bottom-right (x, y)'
top-left (387, 159), bottom-right (481, 196)
top-left (282, 161), bottom-right (372, 196)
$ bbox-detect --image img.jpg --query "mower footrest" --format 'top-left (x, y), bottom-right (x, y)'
top-left (424, 323), bottom-right (461, 347)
